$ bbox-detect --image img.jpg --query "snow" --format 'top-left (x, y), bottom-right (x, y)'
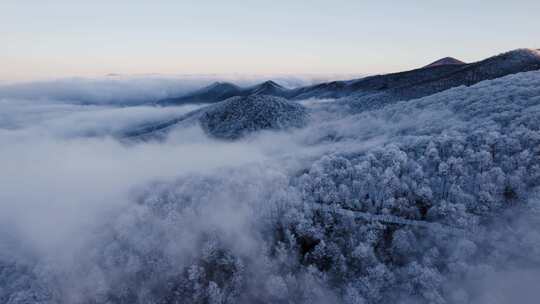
top-left (2, 68), bottom-right (540, 303)
top-left (198, 95), bottom-right (308, 139)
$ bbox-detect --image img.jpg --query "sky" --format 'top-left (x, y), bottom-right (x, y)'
top-left (1, 0), bottom-right (538, 81)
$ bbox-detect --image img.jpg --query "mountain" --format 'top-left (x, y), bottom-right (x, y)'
top-left (296, 49), bottom-right (540, 102)
top-left (199, 95), bottom-right (308, 139)
top-left (347, 48), bottom-right (540, 108)
top-left (158, 82), bottom-right (242, 105)
top-left (128, 95), bottom-right (308, 140)
top-left (290, 62), bottom-right (467, 99)
top-left (424, 57), bottom-right (466, 68)
top-left (156, 80), bottom-right (291, 105)
top-left (156, 49), bottom-right (540, 106)
top-left (245, 80), bottom-right (289, 97)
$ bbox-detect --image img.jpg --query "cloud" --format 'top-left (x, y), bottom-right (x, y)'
top-left (0, 74), bottom-right (358, 106)
top-left (0, 118), bottom-right (273, 253)
top-left (0, 76), bottom-right (214, 105)
top-left (1, 71), bottom-right (540, 303)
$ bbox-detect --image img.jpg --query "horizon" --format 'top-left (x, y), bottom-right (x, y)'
top-left (1, 48), bottom-right (537, 87)
top-left (2, 0), bottom-right (539, 82)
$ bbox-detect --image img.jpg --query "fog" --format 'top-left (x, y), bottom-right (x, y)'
top-left (1, 72), bottom-right (539, 303)
top-left (0, 74), bottom-right (360, 105)
top-left (0, 99), bottom-right (267, 251)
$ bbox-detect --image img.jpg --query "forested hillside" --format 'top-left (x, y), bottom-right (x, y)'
top-left (2, 69), bottom-right (539, 304)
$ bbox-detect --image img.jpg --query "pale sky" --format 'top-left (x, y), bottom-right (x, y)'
top-left (1, 0), bottom-right (538, 81)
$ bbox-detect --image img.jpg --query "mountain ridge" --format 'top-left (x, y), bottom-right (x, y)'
top-left (155, 48), bottom-right (540, 106)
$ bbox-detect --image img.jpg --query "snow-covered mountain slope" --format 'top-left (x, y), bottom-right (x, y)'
top-left (2, 68), bottom-right (540, 304)
top-left (156, 48), bottom-right (540, 106)
top-left (127, 95), bottom-right (308, 140)
top-left (383, 48), bottom-right (540, 100)
top-left (13, 70), bottom-right (540, 304)
top-left (199, 95), bottom-right (308, 139)
top-left (338, 49), bottom-right (540, 112)
top-left (305, 48), bottom-right (540, 102)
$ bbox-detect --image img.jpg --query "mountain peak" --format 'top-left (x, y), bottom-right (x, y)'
top-left (424, 57), bottom-right (466, 68)
top-left (249, 80), bottom-right (287, 96)
top-left (258, 80), bottom-right (284, 89)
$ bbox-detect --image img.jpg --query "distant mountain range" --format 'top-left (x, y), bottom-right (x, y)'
top-left (157, 80), bottom-right (289, 105)
top-left (132, 48), bottom-right (540, 140)
top-left (126, 95), bottom-right (307, 140)
top-left (156, 48), bottom-right (540, 106)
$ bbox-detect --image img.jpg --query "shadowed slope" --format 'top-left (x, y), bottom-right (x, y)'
top-left (156, 49), bottom-right (540, 106)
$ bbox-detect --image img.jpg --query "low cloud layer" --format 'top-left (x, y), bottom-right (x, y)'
top-left (1, 71), bottom-right (540, 303)
top-left (0, 74), bottom-right (362, 105)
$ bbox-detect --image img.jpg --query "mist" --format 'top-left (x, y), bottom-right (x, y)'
top-left (0, 74), bottom-right (361, 105)
top-left (1, 72), bottom-right (540, 303)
